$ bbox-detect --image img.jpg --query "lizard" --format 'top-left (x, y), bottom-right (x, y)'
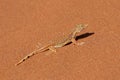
top-left (15, 24), bottom-right (88, 66)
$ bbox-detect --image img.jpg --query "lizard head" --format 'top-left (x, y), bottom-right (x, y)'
top-left (75, 24), bottom-right (88, 32)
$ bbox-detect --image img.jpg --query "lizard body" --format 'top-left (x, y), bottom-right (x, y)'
top-left (15, 24), bottom-right (87, 66)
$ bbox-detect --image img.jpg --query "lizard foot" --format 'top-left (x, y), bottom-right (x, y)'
top-left (74, 42), bottom-right (85, 46)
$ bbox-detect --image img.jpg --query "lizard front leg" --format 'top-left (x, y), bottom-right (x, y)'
top-left (71, 38), bottom-right (85, 45)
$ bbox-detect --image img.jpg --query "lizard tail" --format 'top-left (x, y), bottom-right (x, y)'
top-left (15, 45), bottom-right (51, 66)
top-left (15, 50), bottom-right (38, 66)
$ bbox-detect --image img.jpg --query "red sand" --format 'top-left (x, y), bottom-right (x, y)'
top-left (0, 0), bottom-right (120, 80)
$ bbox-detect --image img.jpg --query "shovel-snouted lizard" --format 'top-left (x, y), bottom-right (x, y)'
top-left (15, 24), bottom-right (88, 66)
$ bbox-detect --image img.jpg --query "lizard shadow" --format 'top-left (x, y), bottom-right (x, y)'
top-left (65, 32), bottom-right (95, 46)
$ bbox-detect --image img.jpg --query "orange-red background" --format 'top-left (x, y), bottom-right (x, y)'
top-left (0, 0), bottom-right (120, 80)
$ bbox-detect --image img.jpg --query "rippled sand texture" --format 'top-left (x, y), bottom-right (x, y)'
top-left (0, 0), bottom-right (120, 80)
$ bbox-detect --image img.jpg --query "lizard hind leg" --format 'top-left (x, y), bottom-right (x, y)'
top-left (45, 46), bottom-right (56, 55)
top-left (36, 42), bottom-right (42, 48)
top-left (49, 46), bottom-right (56, 52)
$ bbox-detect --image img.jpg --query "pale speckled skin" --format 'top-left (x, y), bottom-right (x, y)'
top-left (54, 24), bottom-right (87, 47)
top-left (15, 24), bottom-right (87, 66)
